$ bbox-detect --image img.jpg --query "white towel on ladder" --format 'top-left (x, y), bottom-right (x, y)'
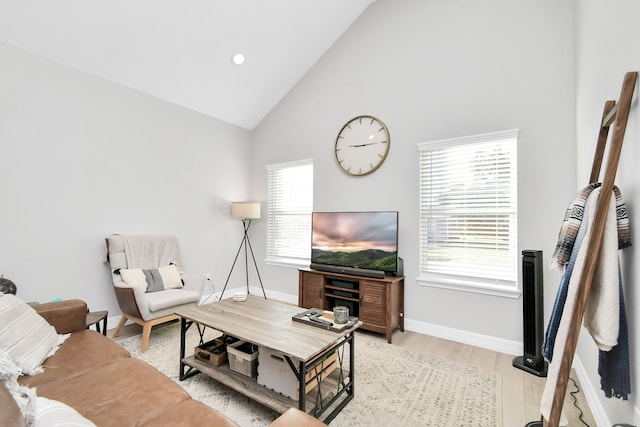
top-left (540, 187), bottom-right (620, 425)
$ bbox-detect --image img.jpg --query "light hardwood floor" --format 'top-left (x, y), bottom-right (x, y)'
top-left (389, 329), bottom-right (595, 427)
top-left (108, 323), bottom-right (595, 426)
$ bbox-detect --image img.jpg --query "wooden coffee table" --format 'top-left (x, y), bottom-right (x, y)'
top-left (176, 295), bottom-right (361, 423)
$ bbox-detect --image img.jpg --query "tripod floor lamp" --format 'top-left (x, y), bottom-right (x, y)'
top-left (220, 202), bottom-right (267, 300)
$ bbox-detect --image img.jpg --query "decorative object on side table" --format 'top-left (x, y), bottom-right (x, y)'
top-left (220, 202), bottom-right (267, 300)
top-left (0, 275), bottom-right (17, 295)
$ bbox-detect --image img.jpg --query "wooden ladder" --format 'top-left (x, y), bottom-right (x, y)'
top-left (546, 71), bottom-right (637, 426)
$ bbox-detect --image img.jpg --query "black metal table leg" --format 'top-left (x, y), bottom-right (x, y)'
top-left (179, 318), bottom-right (201, 381)
top-left (284, 331), bottom-right (356, 423)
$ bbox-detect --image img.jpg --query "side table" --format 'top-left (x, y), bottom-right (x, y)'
top-left (86, 310), bottom-right (108, 336)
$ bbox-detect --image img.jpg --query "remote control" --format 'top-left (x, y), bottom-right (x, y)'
top-left (306, 313), bottom-right (332, 326)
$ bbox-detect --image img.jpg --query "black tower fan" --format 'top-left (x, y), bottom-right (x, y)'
top-left (513, 250), bottom-right (548, 377)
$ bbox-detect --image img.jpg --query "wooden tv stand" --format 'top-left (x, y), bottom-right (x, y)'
top-left (298, 268), bottom-right (404, 343)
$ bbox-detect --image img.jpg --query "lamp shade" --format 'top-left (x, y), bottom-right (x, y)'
top-left (231, 202), bottom-right (261, 219)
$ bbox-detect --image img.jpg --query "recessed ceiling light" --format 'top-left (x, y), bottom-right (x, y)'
top-left (232, 53), bottom-right (245, 65)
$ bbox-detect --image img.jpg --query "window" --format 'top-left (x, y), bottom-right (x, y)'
top-left (266, 159), bottom-right (313, 268)
top-left (417, 129), bottom-right (519, 298)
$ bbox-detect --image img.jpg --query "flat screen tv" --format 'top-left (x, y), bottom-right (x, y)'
top-left (311, 211), bottom-right (399, 276)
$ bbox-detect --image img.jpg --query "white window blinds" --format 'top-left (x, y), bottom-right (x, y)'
top-left (266, 159), bottom-right (313, 264)
top-left (418, 130), bottom-right (518, 294)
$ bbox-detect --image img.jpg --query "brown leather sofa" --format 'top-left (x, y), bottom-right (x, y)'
top-left (1, 299), bottom-right (326, 427)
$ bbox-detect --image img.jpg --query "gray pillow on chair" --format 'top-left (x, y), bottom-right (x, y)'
top-left (119, 265), bottom-right (184, 293)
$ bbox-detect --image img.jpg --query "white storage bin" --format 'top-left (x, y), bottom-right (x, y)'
top-left (257, 346), bottom-right (337, 400)
top-left (227, 340), bottom-right (258, 377)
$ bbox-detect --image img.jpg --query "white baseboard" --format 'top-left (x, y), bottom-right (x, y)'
top-left (404, 318), bottom-right (522, 355)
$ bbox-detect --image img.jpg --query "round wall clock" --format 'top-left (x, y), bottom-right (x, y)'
top-left (335, 115), bottom-right (390, 176)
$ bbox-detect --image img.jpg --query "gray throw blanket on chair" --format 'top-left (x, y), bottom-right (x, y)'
top-left (118, 234), bottom-right (184, 270)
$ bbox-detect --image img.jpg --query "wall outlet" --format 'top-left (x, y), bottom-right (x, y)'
top-left (204, 273), bottom-right (214, 291)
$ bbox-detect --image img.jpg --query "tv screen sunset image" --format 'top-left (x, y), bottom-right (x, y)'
top-left (311, 211), bottom-right (398, 272)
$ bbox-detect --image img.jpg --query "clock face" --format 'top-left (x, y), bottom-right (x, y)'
top-left (335, 115), bottom-right (390, 176)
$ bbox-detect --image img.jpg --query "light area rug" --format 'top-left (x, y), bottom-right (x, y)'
top-left (116, 323), bottom-right (502, 427)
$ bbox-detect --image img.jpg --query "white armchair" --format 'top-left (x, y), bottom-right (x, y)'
top-left (105, 234), bottom-right (204, 352)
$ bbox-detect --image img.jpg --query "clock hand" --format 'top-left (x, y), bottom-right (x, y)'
top-left (349, 142), bottom-right (380, 147)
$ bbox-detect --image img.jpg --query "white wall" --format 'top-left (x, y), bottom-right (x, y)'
top-left (574, 1), bottom-right (640, 424)
top-left (0, 42), bottom-right (253, 315)
top-left (250, 0), bottom-right (576, 345)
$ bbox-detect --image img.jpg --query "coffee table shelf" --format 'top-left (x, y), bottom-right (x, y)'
top-left (182, 355), bottom-right (348, 415)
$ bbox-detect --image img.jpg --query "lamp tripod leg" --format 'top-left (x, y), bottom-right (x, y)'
top-left (220, 218), bottom-right (266, 301)
top-left (244, 232), bottom-right (267, 299)
top-left (220, 234), bottom-right (247, 301)
top-left (243, 228), bottom-right (250, 294)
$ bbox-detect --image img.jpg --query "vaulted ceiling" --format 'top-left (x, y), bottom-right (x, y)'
top-left (0, 1), bottom-right (375, 129)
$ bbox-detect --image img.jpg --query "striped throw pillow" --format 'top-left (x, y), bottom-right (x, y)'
top-left (0, 294), bottom-right (61, 375)
top-left (34, 397), bottom-right (96, 427)
top-left (119, 265), bottom-right (183, 293)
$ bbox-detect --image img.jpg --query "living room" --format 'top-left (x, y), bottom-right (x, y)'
top-left (1, 1), bottom-right (639, 425)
